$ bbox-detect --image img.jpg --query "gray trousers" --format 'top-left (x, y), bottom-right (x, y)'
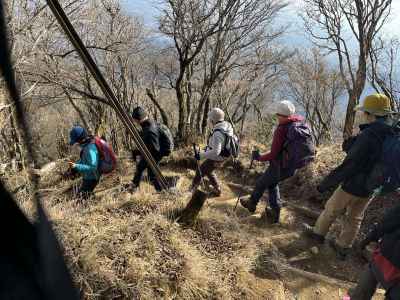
top-left (191, 159), bottom-right (222, 191)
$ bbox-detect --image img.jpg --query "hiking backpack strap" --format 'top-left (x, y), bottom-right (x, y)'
top-left (212, 128), bottom-right (228, 150)
top-left (93, 137), bottom-right (106, 160)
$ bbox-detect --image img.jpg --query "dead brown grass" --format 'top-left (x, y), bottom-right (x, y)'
top-left (6, 143), bottom-right (385, 300)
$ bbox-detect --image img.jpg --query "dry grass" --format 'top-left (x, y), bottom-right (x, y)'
top-left (6, 144), bottom-right (386, 300)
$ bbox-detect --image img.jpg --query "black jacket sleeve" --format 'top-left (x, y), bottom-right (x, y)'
top-left (318, 130), bottom-right (374, 192)
top-left (366, 204), bottom-right (400, 243)
top-left (342, 136), bottom-right (357, 153)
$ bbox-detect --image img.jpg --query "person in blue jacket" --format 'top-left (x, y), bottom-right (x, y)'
top-left (68, 126), bottom-right (100, 199)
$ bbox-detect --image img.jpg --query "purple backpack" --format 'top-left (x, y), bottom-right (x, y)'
top-left (283, 122), bottom-right (315, 169)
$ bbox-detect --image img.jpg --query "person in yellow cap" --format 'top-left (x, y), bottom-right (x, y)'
top-left (303, 94), bottom-right (395, 260)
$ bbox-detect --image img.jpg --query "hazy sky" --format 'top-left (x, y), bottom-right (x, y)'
top-left (121, 0), bottom-right (400, 43)
top-left (120, 0), bottom-right (399, 100)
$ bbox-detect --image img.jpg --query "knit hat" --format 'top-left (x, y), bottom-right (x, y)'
top-left (355, 94), bottom-right (394, 116)
top-left (69, 126), bottom-right (87, 145)
top-left (275, 100), bottom-right (295, 117)
top-left (208, 108), bottom-right (225, 123)
top-left (131, 106), bottom-right (147, 121)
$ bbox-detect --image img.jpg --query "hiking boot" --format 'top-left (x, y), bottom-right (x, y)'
top-left (188, 182), bottom-right (200, 193)
top-left (267, 208), bottom-right (280, 224)
top-left (240, 197), bottom-right (257, 213)
top-left (302, 223), bottom-right (325, 244)
top-left (329, 239), bottom-right (351, 261)
top-left (263, 209), bottom-right (279, 224)
top-left (209, 189), bottom-right (222, 198)
top-left (124, 183), bottom-right (138, 194)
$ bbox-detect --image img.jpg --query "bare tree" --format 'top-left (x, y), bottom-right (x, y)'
top-left (284, 49), bottom-right (345, 145)
top-left (18, 0), bottom-right (153, 153)
top-left (303, 0), bottom-right (392, 138)
top-left (369, 38), bottom-right (400, 111)
top-left (214, 47), bottom-right (292, 135)
top-left (159, 0), bottom-right (287, 142)
top-left (0, 0), bottom-right (55, 168)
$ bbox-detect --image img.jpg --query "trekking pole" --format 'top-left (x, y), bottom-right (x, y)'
top-left (193, 143), bottom-right (207, 191)
top-left (234, 148), bottom-right (257, 211)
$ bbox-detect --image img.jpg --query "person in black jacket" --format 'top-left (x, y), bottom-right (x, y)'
top-left (303, 94), bottom-right (394, 259)
top-left (349, 203), bottom-right (400, 299)
top-left (130, 106), bottom-right (162, 192)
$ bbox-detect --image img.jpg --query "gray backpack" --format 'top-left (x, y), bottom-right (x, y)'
top-left (213, 129), bottom-right (240, 158)
top-left (158, 124), bottom-right (174, 157)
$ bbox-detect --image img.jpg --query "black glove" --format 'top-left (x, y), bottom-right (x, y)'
top-left (360, 225), bottom-right (380, 250)
top-left (131, 149), bottom-right (141, 159)
top-left (342, 136), bottom-right (357, 153)
top-left (192, 144), bottom-right (201, 161)
top-left (359, 238), bottom-right (371, 250)
top-left (194, 151), bottom-right (201, 161)
top-left (252, 150), bottom-right (261, 161)
top-left (62, 168), bottom-right (79, 180)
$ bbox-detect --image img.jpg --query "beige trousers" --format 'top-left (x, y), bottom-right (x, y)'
top-left (314, 187), bottom-right (372, 248)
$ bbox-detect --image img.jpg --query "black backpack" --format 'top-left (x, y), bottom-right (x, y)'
top-left (158, 124), bottom-right (174, 157)
top-left (366, 122), bottom-right (400, 195)
top-left (212, 129), bottom-right (240, 158)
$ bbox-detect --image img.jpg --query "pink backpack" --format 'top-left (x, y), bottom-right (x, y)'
top-left (93, 137), bottom-right (117, 174)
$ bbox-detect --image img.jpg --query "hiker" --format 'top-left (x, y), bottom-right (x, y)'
top-left (303, 94), bottom-right (395, 259)
top-left (69, 126), bottom-right (101, 199)
top-left (190, 107), bottom-right (238, 197)
top-left (240, 100), bottom-right (315, 223)
top-left (349, 203), bottom-right (400, 300)
top-left (129, 106), bottom-right (174, 192)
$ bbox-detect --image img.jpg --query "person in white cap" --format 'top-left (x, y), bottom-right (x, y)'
top-left (190, 108), bottom-right (235, 197)
top-left (240, 100), bottom-right (314, 223)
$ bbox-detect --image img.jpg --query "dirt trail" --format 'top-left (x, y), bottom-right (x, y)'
top-left (118, 161), bottom-right (383, 299)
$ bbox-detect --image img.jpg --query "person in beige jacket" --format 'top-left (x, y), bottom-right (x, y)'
top-left (190, 108), bottom-right (234, 197)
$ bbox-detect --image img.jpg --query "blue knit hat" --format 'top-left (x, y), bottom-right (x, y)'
top-left (131, 106), bottom-right (147, 121)
top-left (69, 126), bottom-right (87, 145)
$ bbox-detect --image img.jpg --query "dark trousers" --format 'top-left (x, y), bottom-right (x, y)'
top-left (191, 159), bottom-right (222, 191)
top-left (250, 161), bottom-right (295, 210)
top-left (350, 264), bottom-right (400, 300)
top-left (78, 179), bottom-right (99, 199)
top-left (132, 156), bottom-right (162, 191)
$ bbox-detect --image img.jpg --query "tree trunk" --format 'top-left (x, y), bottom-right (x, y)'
top-left (201, 96), bottom-right (211, 137)
top-left (343, 92), bottom-right (357, 139)
top-left (176, 79), bottom-right (187, 143)
top-left (8, 106), bottom-right (25, 170)
top-left (65, 90), bottom-right (89, 130)
top-left (145, 88), bottom-right (170, 127)
top-left (177, 189), bottom-right (208, 226)
top-left (196, 93), bottom-right (206, 135)
top-left (343, 54), bottom-right (368, 139)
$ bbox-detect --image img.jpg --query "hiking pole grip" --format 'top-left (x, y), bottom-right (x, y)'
top-left (193, 143), bottom-right (206, 190)
top-left (192, 143), bottom-right (198, 157)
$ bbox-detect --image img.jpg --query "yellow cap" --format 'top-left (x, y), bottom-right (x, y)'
top-left (355, 94), bottom-right (393, 116)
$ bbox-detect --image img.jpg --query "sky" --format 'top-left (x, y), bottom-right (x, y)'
top-left (121, 0), bottom-right (399, 98)
top-left (121, 0), bottom-right (400, 45)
